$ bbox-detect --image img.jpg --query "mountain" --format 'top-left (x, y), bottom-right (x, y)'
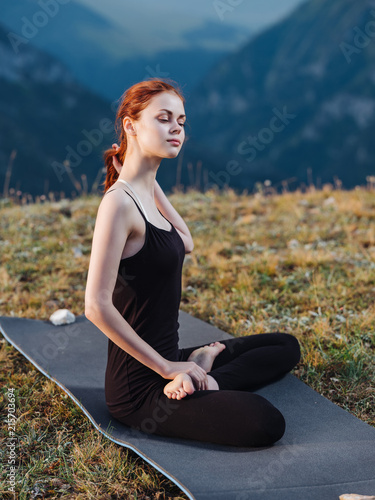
top-left (1, 0), bottom-right (248, 100)
top-left (1, 0), bottom-right (131, 100)
top-left (94, 46), bottom-right (229, 102)
top-left (184, 0), bottom-right (375, 191)
top-left (0, 23), bottom-right (113, 197)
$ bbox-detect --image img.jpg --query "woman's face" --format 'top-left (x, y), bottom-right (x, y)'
top-left (128, 91), bottom-right (186, 159)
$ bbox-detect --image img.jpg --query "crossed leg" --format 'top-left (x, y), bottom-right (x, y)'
top-left (178, 332), bottom-right (301, 392)
top-left (114, 332), bottom-right (301, 447)
top-left (164, 332), bottom-right (300, 399)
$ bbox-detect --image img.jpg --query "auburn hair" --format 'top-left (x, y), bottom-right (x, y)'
top-left (103, 78), bottom-right (185, 193)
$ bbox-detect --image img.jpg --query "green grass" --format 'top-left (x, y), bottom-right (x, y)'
top-left (1, 184), bottom-right (374, 498)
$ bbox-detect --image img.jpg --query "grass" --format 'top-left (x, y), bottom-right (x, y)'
top-left (1, 183), bottom-right (374, 498)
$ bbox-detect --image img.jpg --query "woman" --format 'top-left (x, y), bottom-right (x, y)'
top-left (85, 78), bottom-right (300, 447)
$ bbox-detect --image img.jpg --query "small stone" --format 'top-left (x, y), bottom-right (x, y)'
top-left (298, 199), bottom-right (309, 206)
top-left (336, 314), bottom-right (346, 323)
top-left (339, 495), bottom-right (375, 500)
top-left (287, 239), bottom-right (300, 248)
top-left (323, 196), bottom-right (336, 206)
top-left (49, 309), bottom-right (75, 326)
top-left (72, 247), bottom-right (83, 258)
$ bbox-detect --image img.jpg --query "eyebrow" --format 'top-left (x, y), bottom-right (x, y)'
top-left (158, 109), bottom-right (186, 119)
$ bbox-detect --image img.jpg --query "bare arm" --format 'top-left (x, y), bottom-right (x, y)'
top-left (85, 190), bottom-right (169, 375)
top-left (154, 179), bottom-right (194, 253)
top-left (85, 190), bottom-right (207, 386)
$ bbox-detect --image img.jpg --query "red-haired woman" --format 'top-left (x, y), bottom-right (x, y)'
top-left (85, 79), bottom-right (300, 447)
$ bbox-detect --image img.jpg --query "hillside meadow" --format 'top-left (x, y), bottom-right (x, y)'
top-left (1, 185), bottom-right (374, 499)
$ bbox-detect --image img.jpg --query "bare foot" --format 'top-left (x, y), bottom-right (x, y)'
top-left (163, 373), bottom-right (195, 400)
top-left (187, 341), bottom-right (226, 372)
top-left (164, 373), bottom-right (219, 399)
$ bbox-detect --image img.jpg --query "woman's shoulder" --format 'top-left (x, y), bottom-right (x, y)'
top-left (102, 185), bottom-right (135, 206)
top-left (97, 186), bottom-right (138, 226)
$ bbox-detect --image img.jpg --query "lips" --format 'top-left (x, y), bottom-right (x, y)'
top-left (167, 139), bottom-right (181, 146)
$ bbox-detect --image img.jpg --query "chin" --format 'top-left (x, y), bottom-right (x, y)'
top-left (164, 150), bottom-right (180, 159)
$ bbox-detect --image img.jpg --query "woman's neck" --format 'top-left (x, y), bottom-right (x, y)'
top-left (119, 154), bottom-right (160, 201)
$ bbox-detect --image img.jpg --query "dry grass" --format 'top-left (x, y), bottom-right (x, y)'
top-left (1, 184), bottom-right (374, 498)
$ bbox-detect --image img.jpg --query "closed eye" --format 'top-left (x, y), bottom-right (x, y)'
top-left (159, 119), bottom-right (185, 127)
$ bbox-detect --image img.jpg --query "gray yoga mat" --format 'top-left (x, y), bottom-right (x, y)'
top-left (1, 312), bottom-right (374, 500)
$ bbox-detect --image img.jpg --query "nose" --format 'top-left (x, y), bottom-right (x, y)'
top-left (172, 121), bottom-right (184, 134)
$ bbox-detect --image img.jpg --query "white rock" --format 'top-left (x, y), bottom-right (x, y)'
top-left (49, 309), bottom-right (75, 326)
top-left (323, 196), bottom-right (336, 206)
top-left (298, 199), bottom-right (309, 206)
top-left (287, 239), bottom-right (300, 248)
top-left (336, 314), bottom-right (346, 323)
top-left (72, 246), bottom-right (83, 258)
top-left (339, 495), bottom-right (375, 500)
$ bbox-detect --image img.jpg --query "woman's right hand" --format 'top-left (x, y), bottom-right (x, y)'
top-left (163, 361), bottom-right (209, 391)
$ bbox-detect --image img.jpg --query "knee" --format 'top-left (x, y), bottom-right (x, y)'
top-left (242, 396), bottom-right (286, 447)
top-left (262, 405), bottom-right (286, 445)
top-left (280, 333), bottom-right (301, 368)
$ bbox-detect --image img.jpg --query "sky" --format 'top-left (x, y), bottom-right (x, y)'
top-left (76, 0), bottom-right (308, 56)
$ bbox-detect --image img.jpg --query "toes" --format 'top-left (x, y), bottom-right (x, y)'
top-left (175, 390), bottom-right (185, 400)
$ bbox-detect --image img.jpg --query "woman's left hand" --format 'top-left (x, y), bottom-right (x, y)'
top-left (112, 143), bottom-right (122, 174)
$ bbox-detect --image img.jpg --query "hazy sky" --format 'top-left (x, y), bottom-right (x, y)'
top-left (76, 0), bottom-right (307, 56)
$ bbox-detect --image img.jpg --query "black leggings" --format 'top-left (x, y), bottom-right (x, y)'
top-left (114, 333), bottom-right (301, 447)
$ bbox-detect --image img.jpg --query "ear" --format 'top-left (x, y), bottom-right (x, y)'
top-left (123, 117), bottom-right (136, 136)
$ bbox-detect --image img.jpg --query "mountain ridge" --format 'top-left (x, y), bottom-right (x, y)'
top-left (0, 22), bottom-right (113, 197)
top-left (1, 0), bottom-right (250, 100)
top-left (184, 0), bottom-right (375, 191)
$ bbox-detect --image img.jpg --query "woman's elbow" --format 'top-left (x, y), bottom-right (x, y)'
top-left (85, 297), bottom-right (105, 323)
top-left (85, 303), bottom-right (98, 322)
top-left (185, 239), bottom-right (194, 254)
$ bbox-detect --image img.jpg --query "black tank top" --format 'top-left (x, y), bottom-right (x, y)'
top-left (103, 188), bottom-right (186, 419)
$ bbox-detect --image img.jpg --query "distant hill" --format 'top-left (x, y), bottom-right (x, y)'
top-left (1, 0), bottom-right (247, 100)
top-left (0, 23), bottom-right (113, 197)
top-left (185, 0), bottom-right (375, 191)
top-left (1, 0), bottom-right (132, 100)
